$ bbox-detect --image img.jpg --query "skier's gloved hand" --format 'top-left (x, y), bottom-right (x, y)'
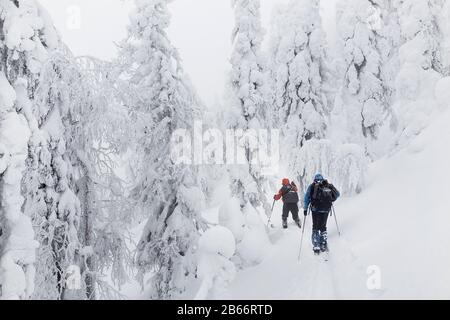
top-left (304, 209), bottom-right (308, 216)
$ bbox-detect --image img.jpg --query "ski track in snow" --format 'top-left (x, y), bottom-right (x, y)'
top-left (229, 218), bottom-right (368, 300)
top-left (229, 107), bottom-right (450, 299)
top-left (228, 207), bottom-right (380, 300)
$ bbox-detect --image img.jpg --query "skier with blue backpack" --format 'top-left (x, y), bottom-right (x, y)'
top-left (304, 174), bottom-right (340, 254)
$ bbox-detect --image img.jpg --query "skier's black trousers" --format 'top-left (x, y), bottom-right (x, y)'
top-left (282, 203), bottom-right (299, 221)
top-left (312, 211), bottom-right (329, 232)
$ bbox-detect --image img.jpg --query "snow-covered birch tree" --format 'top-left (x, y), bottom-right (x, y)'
top-left (28, 52), bottom-right (131, 300)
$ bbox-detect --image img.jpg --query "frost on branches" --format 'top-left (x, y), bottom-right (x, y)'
top-left (222, 0), bottom-right (274, 269)
top-left (1, 0), bottom-right (130, 300)
top-left (28, 53), bottom-right (131, 300)
top-left (392, 0), bottom-right (447, 149)
top-left (0, 0), bottom-right (55, 300)
top-left (226, 0), bottom-right (271, 219)
top-left (332, 0), bottom-right (400, 159)
top-left (0, 72), bottom-right (36, 300)
top-left (269, 0), bottom-right (328, 143)
top-left (291, 139), bottom-right (368, 197)
top-left (118, 0), bottom-right (206, 299)
top-left (269, 0), bottom-right (330, 190)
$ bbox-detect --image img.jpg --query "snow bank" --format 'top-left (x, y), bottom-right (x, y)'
top-left (435, 77), bottom-right (450, 109)
top-left (198, 226), bottom-right (236, 259)
top-left (218, 197), bottom-right (245, 242)
top-left (236, 204), bottom-right (271, 266)
top-left (335, 107), bottom-right (450, 299)
top-left (195, 226), bottom-right (236, 299)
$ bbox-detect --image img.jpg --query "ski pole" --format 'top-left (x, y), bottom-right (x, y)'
top-left (267, 200), bottom-right (276, 228)
top-left (297, 207), bottom-right (309, 262)
top-left (332, 205), bottom-right (341, 237)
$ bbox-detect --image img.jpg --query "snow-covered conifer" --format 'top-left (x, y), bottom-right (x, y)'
top-left (0, 0), bottom-right (56, 300)
top-left (1, 0), bottom-right (131, 300)
top-left (118, 0), bottom-right (206, 299)
top-left (268, 0), bottom-right (329, 191)
top-left (227, 0), bottom-right (272, 218)
top-left (392, 0), bottom-right (447, 148)
top-left (333, 0), bottom-right (398, 158)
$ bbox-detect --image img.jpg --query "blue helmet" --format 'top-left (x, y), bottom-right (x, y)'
top-left (314, 174), bottom-right (324, 182)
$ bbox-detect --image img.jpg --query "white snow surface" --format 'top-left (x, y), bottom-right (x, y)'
top-left (227, 108), bottom-right (450, 300)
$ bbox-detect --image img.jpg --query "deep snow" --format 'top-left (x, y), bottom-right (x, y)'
top-left (227, 106), bottom-right (450, 300)
top-left (120, 105), bottom-right (450, 300)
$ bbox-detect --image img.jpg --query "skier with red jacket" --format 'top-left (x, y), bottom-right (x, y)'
top-left (273, 179), bottom-right (301, 229)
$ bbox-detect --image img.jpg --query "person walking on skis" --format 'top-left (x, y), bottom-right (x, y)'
top-left (304, 174), bottom-right (340, 254)
top-left (274, 178), bottom-right (301, 229)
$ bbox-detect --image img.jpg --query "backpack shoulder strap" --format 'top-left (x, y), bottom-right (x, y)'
top-left (312, 182), bottom-right (320, 200)
top-left (280, 185), bottom-right (291, 197)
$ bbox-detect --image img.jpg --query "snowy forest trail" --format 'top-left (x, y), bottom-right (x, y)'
top-left (228, 109), bottom-right (450, 300)
top-left (229, 215), bottom-right (368, 300)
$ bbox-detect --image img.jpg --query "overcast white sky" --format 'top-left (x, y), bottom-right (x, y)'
top-left (39, 0), bottom-right (336, 106)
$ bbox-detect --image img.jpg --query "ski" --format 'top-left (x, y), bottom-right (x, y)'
top-left (321, 245), bottom-right (330, 261)
top-left (313, 245), bottom-right (330, 260)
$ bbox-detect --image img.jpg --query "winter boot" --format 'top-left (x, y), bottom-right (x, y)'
top-left (282, 219), bottom-right (288, 229)
top-left (295, 219), bottom-right (302, 229)
top-left (320, 231), bottom-right (328, 252)
top-left (312, 230), bottom-right (321, 253)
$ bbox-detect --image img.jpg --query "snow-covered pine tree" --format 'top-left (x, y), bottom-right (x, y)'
top-left (0, 71), bottom-right (35, 300)
top-left (268, 0), bottom-right (329, 192)
top-left (0, 0), bottom-right (57, 300)
top-left (394, 0), bottom-right (446, 75)
top-left (227, 0), bottom-right (271, 217)
top-left (334, 0), bottom-right (397, 159)
top-left (118, 0), bottom-right (206, 299)
top-left (392, 0), bottom-right (447, 148)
